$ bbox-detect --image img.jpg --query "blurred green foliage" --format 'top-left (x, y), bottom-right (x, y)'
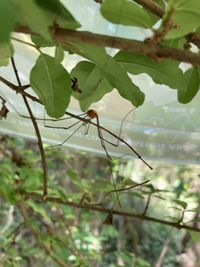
top-left (0, 135), bottom-right (200, 267)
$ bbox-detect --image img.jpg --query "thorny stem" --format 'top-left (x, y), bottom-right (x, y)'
top-left (10, 57), bottom-right (48, 197)
top-left (19, 191), bottom-right (200, 233)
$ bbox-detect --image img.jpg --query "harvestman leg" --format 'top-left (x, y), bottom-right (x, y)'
top-left (97, 108), bottom-right (136, 148)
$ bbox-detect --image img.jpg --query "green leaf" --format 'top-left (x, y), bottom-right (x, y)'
top-left (0, 42), bottom-right (13, 66)
top-left (0, 0), bottom-right (15, 42)
top-left (67, 169), bottom-right (78, 181)
top-left (55, 45), bottom-right (65, 64)
top-left (31, 35), bottom-right (55, 48)
top-left (130, 191), bottom-right (144, 199)
top-left (70, 61), bottom-right (113, 111)
top-left (65, 42), bottom-right (145, 107)
top-left (173, 199), bottom-right (188, 209)
top-left (115, 51), bottom-right (185, 90)
top-left (30, 54), bottom-right (72, 118)
top-left (34, 0), bottom-right (80, 30)
top-left (28, 201), bottom-right (52, 225)
top-left (189, 231), bottom-right (200, 242)
top-left (162, 37), bottom-right (186, 49)
top-left (20, 168), bottom-right (42, 191)
top-left (12, 0), bottom-right (80, 41)
top-left (80, 79), bottom-right (112, 111)
top-left (165, 0), bottom-right (200, 39)
top-left (11, 0), bottom-right (51, 40)
top-left (178, 67), bottom-right (200, 103)
top-left (101, 0), bottom-right (154, 28)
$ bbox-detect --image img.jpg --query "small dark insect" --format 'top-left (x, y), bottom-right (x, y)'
top-left (0, 96), bottom-right (9, 120)
top-left (71, 77), bottom-right (82, 93)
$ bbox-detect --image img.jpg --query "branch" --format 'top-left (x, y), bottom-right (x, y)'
top-left (101, 180), bottom-right (150, 202)
top-left (19, 191), bottom-right (200, 233)
top-left (10, 58), bottom-right (48, 197)
top-left (134, 0), bottom-right (164, 18)
top-left (15, 26), bottom-right (200, 66)
top-left (0, 76), bottom-right (29, 91)
top-left (95, 0), bottom-right (164, 18)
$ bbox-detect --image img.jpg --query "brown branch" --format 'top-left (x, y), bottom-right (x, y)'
top-left (10, 58), bottom-right (48, 197)
top-left (15, 26), bottom-right (200, 65)
top-left (134, 0), bottom-right (164, 18)
top-left (0, 76), bottom-right (29, 91)
top-left (19, 191), bottom-right (200, 233)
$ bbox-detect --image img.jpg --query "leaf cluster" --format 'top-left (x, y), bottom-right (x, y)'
top-left (0, 0), bottom-right (200, 117)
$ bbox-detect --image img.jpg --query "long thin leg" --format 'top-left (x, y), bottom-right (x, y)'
top-left (96, 116), bottom-right (112, 160)
top-left (115, 108), bottom-right (136, 146)
top-left (44, 118), bottom-right (82, 131)
top-left (0, 91), bottom-right (87, 123)
top-left (95, 115), bottom-right (121, 208)
top-left (94, 108), bottom-right (136, 148)
top-left (47, 122), bottom-right (85, 148)
top-left (84, 120), bottom-right (91, 135)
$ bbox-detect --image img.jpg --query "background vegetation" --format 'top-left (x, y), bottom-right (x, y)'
top-left (1, 135), bottom-right (200, 266)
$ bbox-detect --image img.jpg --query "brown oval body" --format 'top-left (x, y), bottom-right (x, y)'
top-left (87, 109), bottom-right (98, 119)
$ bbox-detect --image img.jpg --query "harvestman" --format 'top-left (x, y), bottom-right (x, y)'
top-left (42, 107), bottom-right (153, 206)
top-left (0, 93), bottom-right (153, 170)
top-left (0, 92), bottom-right (153, 206)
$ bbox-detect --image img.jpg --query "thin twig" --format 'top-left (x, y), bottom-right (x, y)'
top-left (19, 191), bottom-right (200, 233)
top-left (0, 76), bottom-right (29, 91)
top-left (102, 180), bottom-right (150, 202)
top-left (142, 193), bottom-right (152, 215)
top-left (10, 57), bottom-right (48, 197)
